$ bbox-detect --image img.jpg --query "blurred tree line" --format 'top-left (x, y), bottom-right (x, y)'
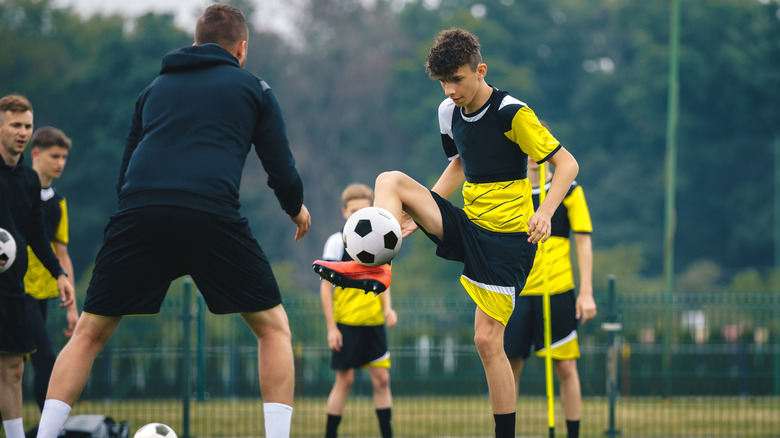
top-left (2, 0), bottom-right (779, 299)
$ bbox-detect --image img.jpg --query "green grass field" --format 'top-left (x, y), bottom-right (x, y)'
top-left (14, 396), bottom-right (780, 437)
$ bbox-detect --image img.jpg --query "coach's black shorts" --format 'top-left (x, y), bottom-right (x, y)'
top-left (331, 323), bottom-right (390, 370)
top-left (504, 289), bottom-right (581, 361)
top-left (0, 294), bottom-right (37, 354)
top-left (83, 206), bottom-right (281, 316)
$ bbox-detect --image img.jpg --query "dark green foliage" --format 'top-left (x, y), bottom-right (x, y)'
top-left (2, 0), bottom-right (778, 294)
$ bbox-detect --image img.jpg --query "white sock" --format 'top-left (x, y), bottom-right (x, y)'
top-left (36, 399), bottom-right (72, 438)
top-left (263, 402), bottom-right (292, 438)
top-left (3, 417), bottom-right (24, 438)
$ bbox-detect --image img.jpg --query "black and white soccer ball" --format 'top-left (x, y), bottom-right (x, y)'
top-left (343, 207), bottom-right (402, 266)
top-left (133, 423), bottom-right (178, 438)
top-left (0, 227), bottom-right (17, 274)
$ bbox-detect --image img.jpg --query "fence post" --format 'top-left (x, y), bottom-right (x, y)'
top-left (602, 275), bottom-right (622, 437)
top-left (197, 295), bottom-right (207, 401)
top-left (181, 278), bottom-right (193, 438)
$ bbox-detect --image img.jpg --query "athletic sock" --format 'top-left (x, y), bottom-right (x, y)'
top-left (3, 417), bottom-right (24, 438)
top-left (263, 402), bottom-right (292, 438)
top-left (36, 399), bottom-right (71, 438)
top-left (493, 412), bottom-right (515, 438)
top-left (566, 419), bottom-right (580, 438)
top-left (375, 408), bottom-right (392, 438)
top-left (325, 414), bottom-right (341, 438)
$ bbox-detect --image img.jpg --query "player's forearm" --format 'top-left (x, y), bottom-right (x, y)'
top-left (539, 150), bottom-right (578, 216)
top-left (574, 233), bottom-right (593, 296)
top-left (319, 282), bottom-right (337, 329)
top-left (380, 287), bottom-right (392, 311)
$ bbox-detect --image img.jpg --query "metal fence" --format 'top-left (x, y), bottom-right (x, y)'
top-left (12, 279), bottom-right (780, 437)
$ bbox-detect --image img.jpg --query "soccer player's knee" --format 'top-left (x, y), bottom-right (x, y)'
top-left (473, 332), bottom-right (501, 358)
top-left (375, 171), bottom-right (404, 191)
top-left (555, 360), bottom-right (577, 380)
top-left (1, 359), bottom-right (24, 383)
top-left (371, 370), bottom-right (390, 389)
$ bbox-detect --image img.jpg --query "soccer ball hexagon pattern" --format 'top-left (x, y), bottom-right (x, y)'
top-left (0, 227), bottom-right (17, 274)
top-left (133, 423), bottom-right (178, 438)
top-left (342, 207), bottom-right (402, 267)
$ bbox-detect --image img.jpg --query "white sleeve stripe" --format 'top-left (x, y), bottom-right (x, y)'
top-left (322, 232), bottom-right (345, 260)
top-left (438, 98), bottom-right (456, 138)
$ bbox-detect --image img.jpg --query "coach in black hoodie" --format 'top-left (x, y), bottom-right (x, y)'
top-left (35, 5), bottom-right (310, 438)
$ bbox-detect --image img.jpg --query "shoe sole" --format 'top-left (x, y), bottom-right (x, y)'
top-left (312, 263), bottom-right (387, 294)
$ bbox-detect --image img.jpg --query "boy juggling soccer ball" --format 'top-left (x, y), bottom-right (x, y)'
top-left (319, 183), bottom-right (397, 438)
top-left (314, 28), bottom-right (579, 437)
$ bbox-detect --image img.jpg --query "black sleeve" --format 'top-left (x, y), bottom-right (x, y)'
top-left (27, 177), bottom-right (65, 279)
top-left (252, 82), bottom-right (304, 217)
top-left (117, 94), bottom-right (144, 196)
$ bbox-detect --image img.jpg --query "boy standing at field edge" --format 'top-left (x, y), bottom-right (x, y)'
top-left (319, 183), bottom-right (397, 438)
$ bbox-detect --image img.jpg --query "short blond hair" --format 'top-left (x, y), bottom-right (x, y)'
top-left (341, 183), bottom-right (373, 208)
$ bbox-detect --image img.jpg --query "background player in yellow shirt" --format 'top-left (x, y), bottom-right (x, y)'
top-left (24, 127), bottom-right (78, 415)
top-left (504, 136), bottom-right (597, 438)
top-left (319, 183), bottom-right (397, 438)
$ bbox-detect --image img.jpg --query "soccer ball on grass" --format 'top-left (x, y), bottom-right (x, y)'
top-left (133, 423), bottom-right (177, 438)
top-left (343, 207), bottom-right (402, 266)
top-left (0, 227), bottom-right (17, 274)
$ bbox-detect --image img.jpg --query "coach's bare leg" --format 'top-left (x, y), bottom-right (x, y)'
top-left (46, 313), bottom-right (122, 405)
top-left (0, 354), bottom-right (24, 419)
top-left (243, 305), bottom-right (294, 405)
top-left (474, 308), bottom-right (516, 414)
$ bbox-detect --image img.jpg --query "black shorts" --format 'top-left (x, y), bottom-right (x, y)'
top-left (504, 289), bottom-right (581, 360)
top-left (331, 323), bottom-right (389, 370)
top-left (0, 294), bottom-right (37, 354)
top-left (83, 206), bottom-right (281, 316)
top-left (418, 191), bottom-right (536, 325)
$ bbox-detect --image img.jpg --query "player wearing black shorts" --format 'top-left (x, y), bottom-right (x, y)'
top-left (319, 184), bottom-right (397, 438)
top-left (1, 95), bottom-right (74, 438)
top-left (314, 29), bottom-right (580, 437)
top-left (504, 151), bottom-right (596, 438)
top-left (34, 5), bottom-right (310, 438)
top-left (23, 127), bottom-right (78, 416)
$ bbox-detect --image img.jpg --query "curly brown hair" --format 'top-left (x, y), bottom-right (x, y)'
top-left (425, 28), bottom-right (482, 79)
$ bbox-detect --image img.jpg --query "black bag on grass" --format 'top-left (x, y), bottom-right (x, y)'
top-left (56, 415), bottom-right (130, 438)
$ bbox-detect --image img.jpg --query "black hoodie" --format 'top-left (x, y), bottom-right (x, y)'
top-left (116, 43), bottom-right (303, 219)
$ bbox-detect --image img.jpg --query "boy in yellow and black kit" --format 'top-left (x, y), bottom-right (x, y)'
top-left (504, 138), bottom-right (597, 438)
top-left (319, 183), bottom-right (397, 438)
top-left (24, 127), bottom-right (78, 416)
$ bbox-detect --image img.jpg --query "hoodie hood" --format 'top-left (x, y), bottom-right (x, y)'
top-left (160, 43), bottom-right (239, 75)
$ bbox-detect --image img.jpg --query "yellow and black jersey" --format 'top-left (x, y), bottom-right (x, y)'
top-left (25, 187), bottom-right (68, 300)
top-left (439, 87), bottom-right (561, 233)
top-left (322, 232), bottom-right (386, 326)
top-left (521, 181), bottom-right (592, 295)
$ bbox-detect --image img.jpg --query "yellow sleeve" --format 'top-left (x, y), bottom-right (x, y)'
top-left (54, 198), bottom-right (69, 245)
top-left (505, 106), bottom-right (560, 163)
top-left (563, 185), bottom-right (593, 233)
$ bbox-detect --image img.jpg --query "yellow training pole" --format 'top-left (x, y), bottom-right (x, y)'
top-left (539, 162), bottom-right (555, 438)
